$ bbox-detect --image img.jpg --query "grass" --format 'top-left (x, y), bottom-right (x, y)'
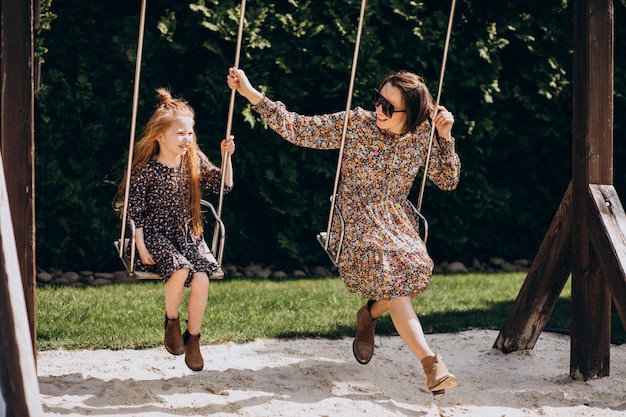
top-left (36, 272), bottom-right (626, 350)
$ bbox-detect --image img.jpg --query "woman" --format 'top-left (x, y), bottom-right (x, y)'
top-left (115, 88), bottom-right (235, 371)
top-left (227, 67), bottom-right (459, 395)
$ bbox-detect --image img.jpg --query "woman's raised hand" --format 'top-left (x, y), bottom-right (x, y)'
top-left (431, 105), bottom-right (454, 140)
top-left (227, 67), bottom-right (263, 105)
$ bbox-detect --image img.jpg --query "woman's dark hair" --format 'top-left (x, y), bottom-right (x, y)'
top-left (378, 71), bottom-right (434, 134)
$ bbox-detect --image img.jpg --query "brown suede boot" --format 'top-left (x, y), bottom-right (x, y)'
top-left (183, 330), bottom-right (204, 371)
top-left (421, 353), bottom-right (458, 395)
top-left (164, 314), bottom-right (184, 356)
top-left (352, 300), bottom-right (377, 364)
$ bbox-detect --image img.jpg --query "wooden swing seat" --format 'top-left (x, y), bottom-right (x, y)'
top-left (115, 199), bottom-right (225, 280)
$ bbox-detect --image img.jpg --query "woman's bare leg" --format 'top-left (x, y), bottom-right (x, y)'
top-left (386, 296), bottom-right (434, 361)
top-left (383, 296), bottom-right (457, 393)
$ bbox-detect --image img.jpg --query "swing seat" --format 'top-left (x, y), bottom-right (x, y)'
top-left (115, 199), bottom-right (225, 280)
top-left (316, 197), bottom-right (346, 267)
top-left (317, 199), bottom-right (429, 268)
top-left (408, 201), bottom-right (429, 244)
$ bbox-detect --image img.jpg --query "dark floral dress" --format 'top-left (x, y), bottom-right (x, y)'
top-left (253, 97), bottom-right (460, 300)
top-left (127, 157), bottom-right (231, 286)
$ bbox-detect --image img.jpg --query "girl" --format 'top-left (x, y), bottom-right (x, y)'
top-left (116, 88), bottom-right (235, 371)
top-left (227, 68), bottom-right (459, 395)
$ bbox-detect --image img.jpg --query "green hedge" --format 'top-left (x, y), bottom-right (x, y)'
top-left (34, 0), bottom-right (626, 271)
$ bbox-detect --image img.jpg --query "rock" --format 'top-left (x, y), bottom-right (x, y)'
top-left (257, 268), bottom-right (272, 279)
top-left (447, 261), bottom-right (468, 273)
top-left (313, 266), bottom-right (334, 277)
top-left (500, 262), bottom-right (517, 273)
top-left (243, 264), bottom-right (264, 278)
top-left (272, 270), bottom-right (288, 279)
top-left (113, 270), bottom-right (135, 283)
top-left (223, 265), bottom-right (239, 275)
top-left (61, 271), bottom-right (81, 283)
top-left (36, 271), bottom-right (53, 284)
top-left (489, 257), bottom-right (505, 266)
top-left (472, 258), bottom-right (484, 271)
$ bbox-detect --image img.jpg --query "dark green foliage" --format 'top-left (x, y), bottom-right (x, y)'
top-left (35, 0), bottom-right (626, 271)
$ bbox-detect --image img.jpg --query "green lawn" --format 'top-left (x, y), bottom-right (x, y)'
top-left (36, 272), bottom-right (626, 350)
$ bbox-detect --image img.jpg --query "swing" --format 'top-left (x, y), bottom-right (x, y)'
top-left (114, 0), bottom-right (247, 280)
top-left (316, 0), bottom-right (457, 266)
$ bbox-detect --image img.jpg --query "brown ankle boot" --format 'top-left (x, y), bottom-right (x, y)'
top-left (421, 353), bottom-right (458, 395)
top-left (352, 300), bottom-right (377, 364)
top-left (183, 330), bottom-right (204, 371)
top-left (164, 314), bottom-right (184, 355)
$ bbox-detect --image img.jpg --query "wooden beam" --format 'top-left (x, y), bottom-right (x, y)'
top-left (0, 154), bottom-right (43, 416)
top-left (493, 183), bottom-right (572, 353)
top-left (588, 184), bottom-right (626, 330)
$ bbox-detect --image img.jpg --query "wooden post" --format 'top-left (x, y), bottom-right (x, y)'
top-left (0, 0), bottom-right (37, 350)
top-left (570, 0), bottom-right (613, 379)
top-left (495, 0), bottom-right (625, 380)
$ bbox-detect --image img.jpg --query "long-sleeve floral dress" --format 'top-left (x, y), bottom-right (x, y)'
top-left (127, 157), bottom-right (231, 286)
top-left (253, 97), bottom-right (460, 300)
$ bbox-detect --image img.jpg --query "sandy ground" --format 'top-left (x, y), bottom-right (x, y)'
top-left (37, 329), bottom-right (626, 417)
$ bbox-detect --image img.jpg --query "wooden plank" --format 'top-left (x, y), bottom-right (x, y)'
top-left (588, 184), bottom-right (626, 330)
top-left (0, 0), bottom-right (37, 350)
top-left (0, 154), bottom-right (43, 416)
top-left (493, 183), bottom-right (572, 353)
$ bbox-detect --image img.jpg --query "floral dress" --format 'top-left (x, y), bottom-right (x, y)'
top-left (127, 158), bottom-right (231, 286)
top-left (253, 97), bottom-right (460, 300)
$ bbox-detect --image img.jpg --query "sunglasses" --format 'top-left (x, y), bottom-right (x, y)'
top-left (372, 88), bottom-right (406, 118)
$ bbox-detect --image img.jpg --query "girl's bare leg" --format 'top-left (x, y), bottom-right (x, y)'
top-left (164, 268), bottom-right (190, 319)
top-left (162, 268), bottom-right (190, 356)
top-left (186, 271), bottom-right (209, 335)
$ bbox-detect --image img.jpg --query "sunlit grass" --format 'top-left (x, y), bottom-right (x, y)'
top-left (36, 272), bottom-right (625, 350)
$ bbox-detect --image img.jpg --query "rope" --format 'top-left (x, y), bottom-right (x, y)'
top-left (417, 0), bottom-right (457, 212)
top-left (211, 0), bottom-right (247, 263)
top-left (324, 0), bottom-right (368, 253)
top-left (118, 0), bottom-right (147, 257)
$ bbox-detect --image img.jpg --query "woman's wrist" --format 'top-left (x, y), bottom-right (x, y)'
top-left (246, 89), bottom-right (264, 106)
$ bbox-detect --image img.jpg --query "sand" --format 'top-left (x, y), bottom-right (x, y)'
top-left (37, 329), bottom-right (626, 416)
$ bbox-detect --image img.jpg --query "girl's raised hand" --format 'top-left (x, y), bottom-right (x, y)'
top-left (221, 135), bottom-right (235, 157)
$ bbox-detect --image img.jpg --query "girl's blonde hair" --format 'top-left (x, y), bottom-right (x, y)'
top-left (115, 88), bottom-right (212, 237)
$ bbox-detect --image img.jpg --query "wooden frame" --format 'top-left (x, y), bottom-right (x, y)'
top-left (0, 0), bottom-right (43, 414)
top-left (494, 0), bottom-right (624, 380)
top-left (0, 155), bottom-right (43, 415)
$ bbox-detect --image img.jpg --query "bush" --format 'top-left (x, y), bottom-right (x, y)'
top-left (35, 0), bottom-right (626, 271)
